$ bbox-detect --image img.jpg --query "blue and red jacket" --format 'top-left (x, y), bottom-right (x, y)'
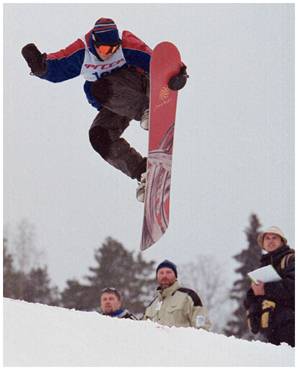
top-left (40, 30), bottom-right (152, 110)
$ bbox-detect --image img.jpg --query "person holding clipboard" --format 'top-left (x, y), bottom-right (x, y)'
top-left (244, 226), bottom-right (295, 347)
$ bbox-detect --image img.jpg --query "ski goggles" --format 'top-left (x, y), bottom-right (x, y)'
top-left (95, 43), bottom-right (120, 56)
top-left (92, 34), bottom-right (121, 56)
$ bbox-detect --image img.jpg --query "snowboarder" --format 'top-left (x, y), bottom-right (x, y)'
top-left (244, 226), bottom-right (295, 347)
top-left (21, 17), bottom-right (188, 201)
top-left (100, 287), bottom-right (137, 320)
top-left (143, 260), bottom-right (211, 329)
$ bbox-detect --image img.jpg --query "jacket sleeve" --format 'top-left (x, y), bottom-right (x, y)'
top-left (244, 288), bottom-right (258, 308)
top-left (189, 303), bottom-right (211, 330)
top-left (121, 31), bottom-right (152, 73)
top-left (264, 254), bottom-right (295, 305)
top-left (40, 39), bottom-right (86, 83)
top-left (142, 296), bottom-right (158, 321)
top-left (182, 292), bottom-right (211, 330)
top-left (244, 288), bottom-right (262, 334)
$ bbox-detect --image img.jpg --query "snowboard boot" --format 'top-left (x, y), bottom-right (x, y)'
top-left (140, 109), bottom-right (149, 130)
top-left (136, 172), bottom-right (147, 202)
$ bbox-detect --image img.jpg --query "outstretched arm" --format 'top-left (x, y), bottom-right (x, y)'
top-left (22, 39), bottom-right (85, 82)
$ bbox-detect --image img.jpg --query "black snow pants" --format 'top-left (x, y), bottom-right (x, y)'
top-left (89, 66), bottom-right (149, 181)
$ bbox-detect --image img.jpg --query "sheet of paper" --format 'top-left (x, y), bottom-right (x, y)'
top-left (248, 265), bottom-right (281, 283)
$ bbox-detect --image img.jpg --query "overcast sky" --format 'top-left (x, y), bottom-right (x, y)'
top-left (3, 3), bottom-right (294, 289)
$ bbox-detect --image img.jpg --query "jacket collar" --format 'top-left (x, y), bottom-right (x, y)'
top-left (102, 308), bottom-right (124, 317)
top-left (260, 245), bottom-right (292, 266)
top-left (157, 280), bottom-right (180, 299)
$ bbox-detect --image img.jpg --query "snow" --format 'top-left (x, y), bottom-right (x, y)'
top-left (3, 298), bottom-right (294, 367)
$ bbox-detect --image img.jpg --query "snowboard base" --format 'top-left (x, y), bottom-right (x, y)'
top-left (140, 42), bottom-right (181, 251)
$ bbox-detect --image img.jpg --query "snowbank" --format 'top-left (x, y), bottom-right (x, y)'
top-left (3, 298), bottom-right (294, 366)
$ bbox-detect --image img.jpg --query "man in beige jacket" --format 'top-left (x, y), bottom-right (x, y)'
top-left (144, 260), bottom-right (211, 330)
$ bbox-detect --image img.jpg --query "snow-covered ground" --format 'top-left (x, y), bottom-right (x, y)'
top-left (3, 298), bottom-right (294, 367)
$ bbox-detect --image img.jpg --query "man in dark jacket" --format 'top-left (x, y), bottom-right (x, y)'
top-left (100, 287), bottom-right (137, 320)
top-left (244, 226), bottom-right (295, 347)
top-left (21, 17), bottom-right (188, 202)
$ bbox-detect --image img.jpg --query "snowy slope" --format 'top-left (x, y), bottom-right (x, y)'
top-left (3, 298), bottom-right (294, 367)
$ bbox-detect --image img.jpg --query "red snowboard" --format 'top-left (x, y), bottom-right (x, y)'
top-left (140, 42), bottom-right (181, 251)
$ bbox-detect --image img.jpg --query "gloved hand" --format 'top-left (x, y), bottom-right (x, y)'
top-left (168, 65), bottom-right (189, 91)
top-left (21, 43), bottom-right (47, 76)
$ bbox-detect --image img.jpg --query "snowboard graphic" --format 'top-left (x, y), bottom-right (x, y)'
top-left (140, 42), bottom-right (181, 251)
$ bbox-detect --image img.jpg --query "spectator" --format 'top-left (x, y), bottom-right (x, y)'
top-left (244, 226), bottom-right (295, 347)
top-left (100, 287), bottom-right (137, 320)
top-left (143, 260), bottom-right (211, 329)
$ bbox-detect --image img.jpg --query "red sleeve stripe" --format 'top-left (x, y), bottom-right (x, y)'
top-left (122, 31), bottom-right (152, 55)
top-left (46, 39), bottom-right (85, 60)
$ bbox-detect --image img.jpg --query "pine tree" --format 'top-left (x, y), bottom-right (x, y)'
top-left (61, 279), bottom-right (93, 310)
top-left (61, 237), bottom-right (156, 314)
top-left (3, 240), bottom-right (17, 298)
top-left (4, 236), bottom-right (60, 305)
top-left (22, 267), bottom-right (60, 306)
top-left (224, 214), bottom-right (263, 340)
top-left (4, 238), bottom-right (27, 299)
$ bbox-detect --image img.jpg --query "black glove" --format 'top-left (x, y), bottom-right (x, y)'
top-left (21, 43), bottom-right (47, 76)
top-left (168, 65), bottom-right (189, 91)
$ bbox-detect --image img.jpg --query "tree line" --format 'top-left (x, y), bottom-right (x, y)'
top-left (4, 233), bottom-right (156, 315)
top-left (3, 214), bottom-right (263, 337)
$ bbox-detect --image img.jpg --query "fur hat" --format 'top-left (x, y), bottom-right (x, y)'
top-left (156, 260), bottom-right (178, 277)
top-left (257, 226), bottom-right (287, 248)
